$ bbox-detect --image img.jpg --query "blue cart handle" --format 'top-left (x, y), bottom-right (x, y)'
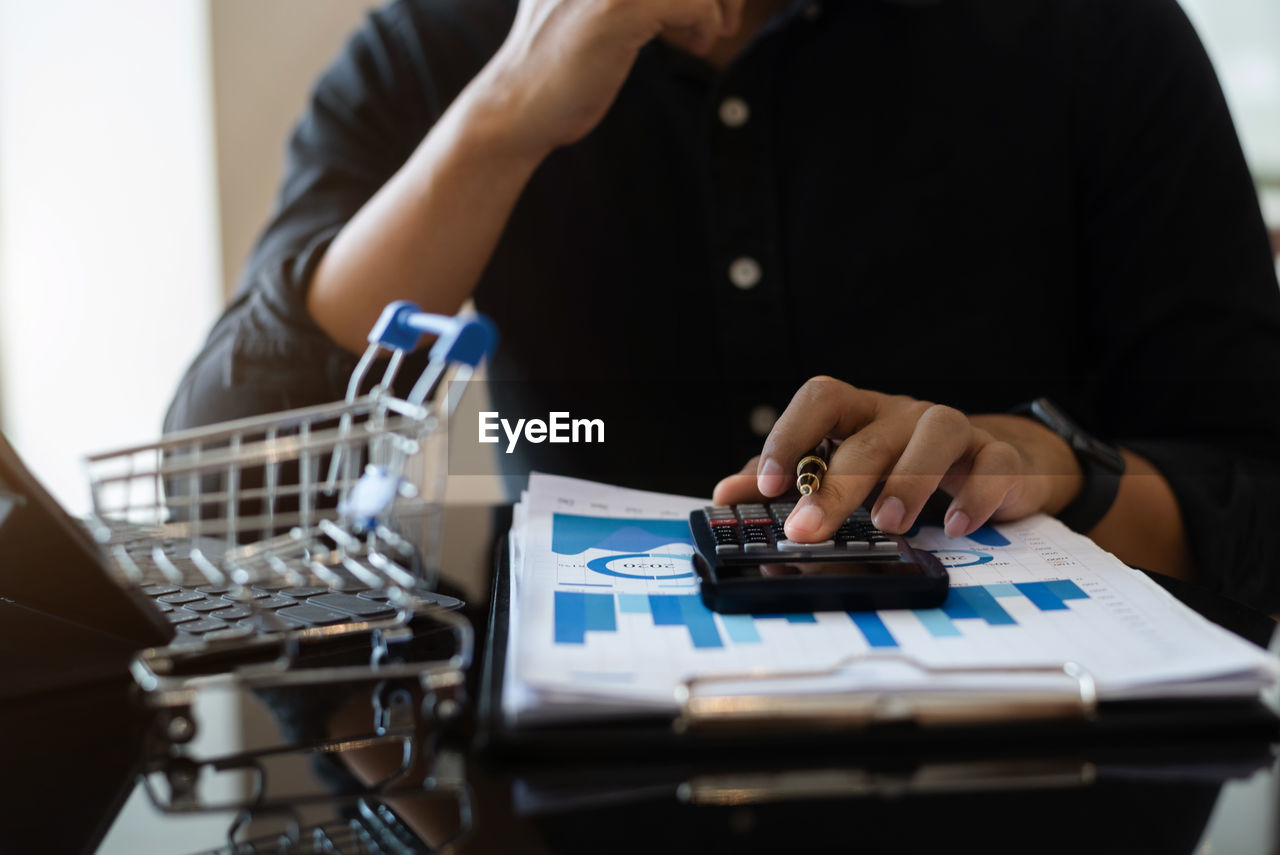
top-left (368, 300), bottom-right (498, 367)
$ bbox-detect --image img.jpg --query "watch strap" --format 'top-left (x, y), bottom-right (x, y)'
top-left (1055, 453), bottom-right (1124, 533)
top-left (1010, 398), bottom-right (1126, 533)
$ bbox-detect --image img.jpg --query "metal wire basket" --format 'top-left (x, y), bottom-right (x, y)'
top-left (85, 301), bottom-right (494, 600)
top-left (82, 302), bottom-right (494, 847)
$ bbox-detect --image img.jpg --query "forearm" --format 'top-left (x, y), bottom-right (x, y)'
top-left (1089, 448), bottom-right (1194, 582)
top-left (307, 0), bottom-right (745, 355)
top-left (975, 415), bottom-right (1193, 580)
top-left (307, 74), bottom-right (549, 354)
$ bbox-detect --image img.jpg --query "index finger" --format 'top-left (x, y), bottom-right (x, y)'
top-left (712, 455), bottom-right (767, 505)
top-left (757, 377), bottom-right (880, 496)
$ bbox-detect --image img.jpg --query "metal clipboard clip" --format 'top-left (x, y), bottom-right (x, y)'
top-left (674, 652), bottom-right (1098, 733)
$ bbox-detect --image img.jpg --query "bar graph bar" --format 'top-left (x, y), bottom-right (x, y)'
top-left (720, 613), bottom-right (763, 643)
top-left (848, 612), bottom-right (898, 648)
top-left (916, 581), bottom-right (1092, 637)
top-left (914, 607), bottom-right (963, 638)
top-left (967, 526), bottom-right (1012, 547)
top-left (1015, 581), bottom-right (1070, 611)
top-left (675, 594), bottom-right (723, 649)
top-left (1044, 579), bottom-right (1089, 600)
top-left (554, 591), bottom-right (617, 644)
top-left (945, 585), bottom-right (1018, 625)
top-left (755, 613), bottom-right (819, 624)
top-left (554, 593), bottom-right (891, 649)
top-left (616, 593), bottom-right (650, 614)
top-left (554, 581), bottom-right (1091, 648)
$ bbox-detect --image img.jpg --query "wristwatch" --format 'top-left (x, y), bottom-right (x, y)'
top-left (1009, 398), bottom-right (1126, 533)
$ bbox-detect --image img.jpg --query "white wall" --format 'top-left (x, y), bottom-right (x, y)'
top-left (0, 2), bottom-right (234, 851)
top-left (1179, 0), bottom-right (1280, 281)
top-left (209, 0), bottom-right (374, 300)
top-left (1179, 0), bottom-right (1280, 181)
top-left (0, 0), bottom-right (223, 514)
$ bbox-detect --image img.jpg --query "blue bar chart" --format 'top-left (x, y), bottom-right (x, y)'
top-left (553, 579), bottom-right (1092, 650)
top-left (921, 580), bottom-right (1089, 637)
top-left (553, 591), bottom-right (617, 644)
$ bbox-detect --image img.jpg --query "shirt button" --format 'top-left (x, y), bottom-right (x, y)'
top-left (728, 257), bottom-right (762, 290)
top-left (719, 96), bottom-right (750, 128)
top-left (749, 405), bottom-right (779, 438)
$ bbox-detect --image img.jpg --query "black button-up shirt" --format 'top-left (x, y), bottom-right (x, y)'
top-left (167, 0), bottom-right (1280, 606)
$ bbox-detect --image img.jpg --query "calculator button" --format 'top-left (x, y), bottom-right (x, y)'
top-left (776, 539), bottom-right (835, 551)
top-left (743, 542), bottom-right (771, 552)
top-left (873, 540), bottom-right (901, 552)
top-left (709, 518), bottom-right (740, 527)
top-left (715, 544), bottom-right (741, 554)
top-left (713, 524), bottom-right (741, 542)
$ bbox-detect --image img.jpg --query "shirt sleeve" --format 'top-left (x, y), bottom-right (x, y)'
top-left (1072, 0), bottom-right (1280, 607)
top-left (165, 1), bottom-right (508, 432)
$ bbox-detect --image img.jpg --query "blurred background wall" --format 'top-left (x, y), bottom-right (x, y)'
top-left (209, 0), bottom-right (371, 303)
top-left (1180, 0), bottom-right (1280, 252)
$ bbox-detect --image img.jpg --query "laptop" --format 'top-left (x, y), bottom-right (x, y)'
top-left (0, 431), bottom-right (461, 697)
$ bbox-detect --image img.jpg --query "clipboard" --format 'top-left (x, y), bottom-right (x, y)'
top-left (475, 530), bottom-right (1280, 770)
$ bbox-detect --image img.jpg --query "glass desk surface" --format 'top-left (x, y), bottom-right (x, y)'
top-left (3, 504), bottom-right (1277, 855)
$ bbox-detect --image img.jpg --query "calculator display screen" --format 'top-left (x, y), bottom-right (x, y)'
top-left (714, 559), bottom-right (928, 580)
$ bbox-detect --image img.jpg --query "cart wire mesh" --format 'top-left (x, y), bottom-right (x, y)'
top-left (85, 303), bottom-right (494, 613)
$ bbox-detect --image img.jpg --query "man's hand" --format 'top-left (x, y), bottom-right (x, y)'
top-left (476, 0), bottom-right (743, 155)
top-left (309, 0), bottom-right (744, 354)
top-left (712, 377), bottom-right (1086, 543)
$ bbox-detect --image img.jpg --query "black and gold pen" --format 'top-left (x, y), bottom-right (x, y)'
top-left (795, 439), bottom-right (832, 495)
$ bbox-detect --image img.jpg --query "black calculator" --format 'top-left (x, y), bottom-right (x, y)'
top-left (689, 503), bottom-right (949, 613)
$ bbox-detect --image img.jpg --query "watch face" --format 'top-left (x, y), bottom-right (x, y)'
top-left (1033, 399), bottom-right (1071, 434)
top-left (1082, 435), bottom-right (1127, 473)
top-left (1027, 399), bottom-right (1125, 474)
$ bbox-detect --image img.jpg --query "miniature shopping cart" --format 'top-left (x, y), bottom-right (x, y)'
top-left (82, 302), bottom-right (494, 846)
